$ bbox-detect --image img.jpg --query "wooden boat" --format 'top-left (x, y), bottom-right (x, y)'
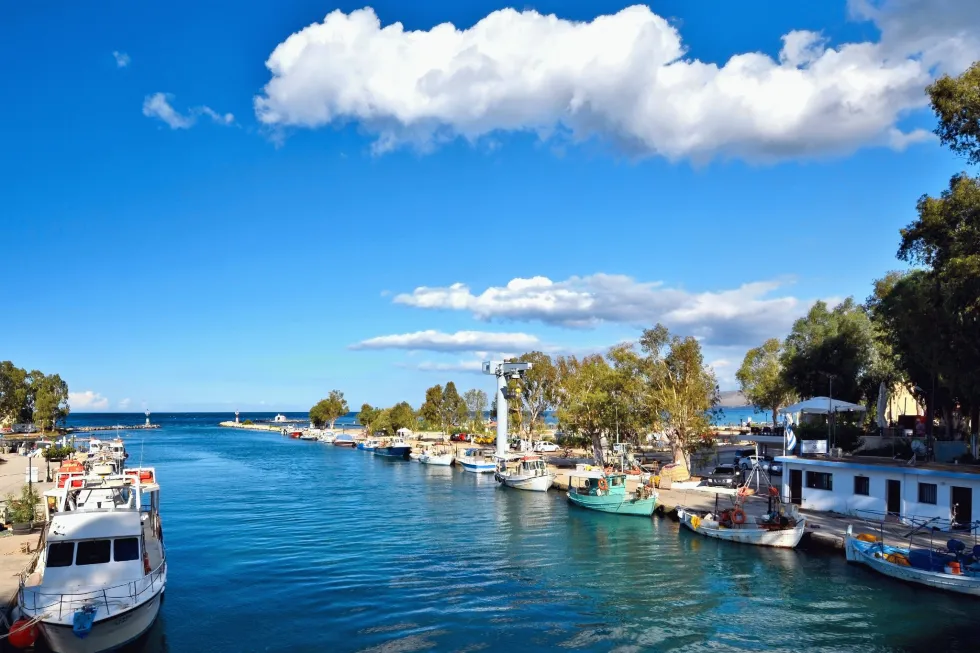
top-left (458, 448), bottom-right (496, 473)
top-left (845, 525), bottom-right (980, 595)
top-left (373, 439), bottom-right (411, 460)
top-left (332, 434), bottom-right (357, 448)
top-left (419, 444), bottom-right (454, 466)
top-left (494, 455), bottom-right (554, 492)
top-left (567, 472), bottom-right (657, 516)
top-left (677, 502), bottom-right (806, 549)
top-left (20, 469), bottom-right (166, 652)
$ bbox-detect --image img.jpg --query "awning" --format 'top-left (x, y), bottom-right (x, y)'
top-left (782, 397), bottom-right (867, 414)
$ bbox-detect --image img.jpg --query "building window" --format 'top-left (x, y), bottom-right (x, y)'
top-left (854, 476), bottom-right (870, 496)
top-left (918, 483), bottom-right (938, 505)
top-left (806, 471), bottom-right (833, 491)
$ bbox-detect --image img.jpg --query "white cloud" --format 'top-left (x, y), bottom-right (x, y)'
top-left (118, 398), bottom-right (132, 410)
top-left (70, 391), bottom-right (110, 411)
top-left (393, 274), bottom-right (813, 347)
top-left (399, 360), bottom-right (486, 373)
top-left (112, 51), bottom-right (130, 68)
top-left (351, 329), bottom-right (540, 352)
top-left (253, 2), bottom-right (978, 160)
top-left (142, 93), bottom-right (235, 130)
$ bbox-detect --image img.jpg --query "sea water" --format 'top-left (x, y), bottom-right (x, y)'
top-left (59, 414), bottom-right (971, 652)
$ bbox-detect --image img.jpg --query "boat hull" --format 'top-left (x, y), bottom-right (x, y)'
top-left (844, 525), bottom-right (980, 595)
top-left (567, 492), bottom-right (656, 516)
top-left (332, 441), bottom-right (357, 448)
top-left (496, 472), bottom-right (554, 492)
top-left (374, 446), bottom-right (411, 460)
top-left (419, 454), bottom-right (454, 466)
top-left (677, 509), bottom-right (806, 548)
top-left (459, 462), bottom-right (496, 473)
top-left (39, 590), bottom-right (163, 653)
top-left (356, 443), bottom-right (375, 451)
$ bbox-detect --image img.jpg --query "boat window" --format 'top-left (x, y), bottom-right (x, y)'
top-left (114, 537), bottom-right (140, 562)
top-left (76, 540), bottom-right (111, 566)
top-left (46, 542), bottom-right (75, 568)
top-left (610, 476), bottom-right (623, 487)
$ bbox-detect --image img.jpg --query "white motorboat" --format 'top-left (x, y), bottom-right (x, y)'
top-left (458, 448), bottom-right (496, 473)
top-left (494, 455), bottom-right (554, 492)
top-left (419, 444), bottom-right (454, 466)
top-left (318, 432), bottom-right (337, 444)
top-left (845, 525), bottom-right (980, 595)
top-left (18, 467), bottom-right (166, 652)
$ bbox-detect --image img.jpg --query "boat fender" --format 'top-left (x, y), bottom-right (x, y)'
top-left (598, 478), bottom-right (609, 492)
top-left (732, 508), bottom-right (747, 525)
top-left (8, 618), bottom-right (37, 649)
top-left (73, 605), bottom-right (97, 639)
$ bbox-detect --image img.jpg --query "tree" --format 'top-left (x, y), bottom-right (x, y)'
top-left (309, 390), bottom-right (348, 429)
top-left (515, 352), bottom-right (558, 438)
top-left (388, 401), bottom-right (416, 434)
top-left (736, 339), bottom-right (795, 426)
top-left (357, 403), bottom-right (381, 434)
top-left (781, 299), bottom-right (875, 403)
top-left (605, 343), bottom-right (650, 446)
top-left (419, 384), bottom-right (443, 431)
top-left (640, 324), bottom-right (719, 471)
top-left (441, 382), bottom-right (467, 433)
top-left (927, 62), bottom-right (980, 166)
top-left (31, 373), bottom-right (69, 432)
top-left (462, 389), bottom-right (487, 431)
top-left (554, 354), bottom-right (615, 466)
top-left (0, 362), bottom-right (31, 425)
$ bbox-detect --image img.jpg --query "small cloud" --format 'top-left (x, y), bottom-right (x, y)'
top-left (70, 391), bottom-right (110, 411)
top-left (112, 51), bottom-right (130, 68)
top-left (710, 359), bottom-right (732, 368)
top-left (350, 330), bottom-right (540, 353)
top-left (118, 398), bottom-right (132, 410)
top-left (142, 92), bottom-right (235, 130)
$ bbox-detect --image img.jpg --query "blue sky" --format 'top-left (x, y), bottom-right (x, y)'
top-left (1, 0), bottom-right (977, 412)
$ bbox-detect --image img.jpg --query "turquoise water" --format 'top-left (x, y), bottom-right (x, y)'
top-left (60, 414), bottom-right (973, 652)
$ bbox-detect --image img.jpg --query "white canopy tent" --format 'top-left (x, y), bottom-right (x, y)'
top-left (782, 397), bottom-right (867, 415)
top-left (396, 427), bottom-right (413, 436)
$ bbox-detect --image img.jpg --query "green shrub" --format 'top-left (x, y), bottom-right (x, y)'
top-left (6, 484), bottom-right (40, 524)
top-left (43, 445), bottom-right (75, 460)
top-left (242, 419), bottom-right (254, 425)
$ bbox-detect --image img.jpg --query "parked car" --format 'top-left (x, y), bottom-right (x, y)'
top-left (704, 465), bottom-right (743, 488)
top-left (732, 448), bottom-right (757, 467)
top-left (533, 441), bottom-right (559, 453)
top-left (738, 454), bottom-right (783, 476)
top-left (450, 433), bottom-right (471, 442)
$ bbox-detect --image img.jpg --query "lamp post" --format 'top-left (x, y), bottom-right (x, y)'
top-left (820, 372), bottom-right (837, 449)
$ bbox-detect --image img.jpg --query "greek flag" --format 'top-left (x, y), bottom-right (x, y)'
top-left (784, 416), bottom-right (797, 453)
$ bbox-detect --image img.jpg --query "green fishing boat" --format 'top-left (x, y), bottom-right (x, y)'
top-left (566, 471), bottom-right (657, 516)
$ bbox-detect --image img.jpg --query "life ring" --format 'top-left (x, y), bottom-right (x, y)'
top-left (768, 486), bottom-right (779, 497)
top-left (598, 478), bottom-right (609, 492)
top-left (732, 508), bottom-right (747, 525)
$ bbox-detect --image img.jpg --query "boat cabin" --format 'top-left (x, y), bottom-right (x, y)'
top-left (569, 472), bottom-right (626, 496)
top-left (40, 511), bottom-right (149, 589)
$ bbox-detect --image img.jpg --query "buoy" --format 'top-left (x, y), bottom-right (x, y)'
top-left (8, 618), bottom-right (38, 648)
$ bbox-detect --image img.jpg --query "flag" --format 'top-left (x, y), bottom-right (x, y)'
top-left (784, 414), bottom-right (797, 453)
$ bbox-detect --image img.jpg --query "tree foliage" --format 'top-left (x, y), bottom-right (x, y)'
top-left (554, 354), bottom-right (614, 466)
top-left (927, 62), bottom-right (980, 166)
top-left (441, 382), bottom-right (467, 433)
top-left (515, 351), bottom-right (558, 437)
top-left (387, 401), bottom-right (416, 434)
top-left (309, 390), bottom-right (348, 429)
top-left (736, 339), bottom-right (795, 425)
top-left (419, 384), bottom-right (443, 431)
top-left (0, 362), bottom-right (70, 430)
top-left (781, 299), bottom-right (874, 403)
top-left (357, 403), bottom-right (381, 434)
top-left (462, 388), bottom-right (487, 431)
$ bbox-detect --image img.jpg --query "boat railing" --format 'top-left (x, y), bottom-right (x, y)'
top-left (18, 561), bottom-right (166, 620)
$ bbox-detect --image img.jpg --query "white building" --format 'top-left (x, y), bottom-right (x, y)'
top-left (776, 455), bottom-right (980, 531)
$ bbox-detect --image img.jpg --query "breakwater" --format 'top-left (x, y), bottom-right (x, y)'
top-left (68, 423), bottom-right (160, 432)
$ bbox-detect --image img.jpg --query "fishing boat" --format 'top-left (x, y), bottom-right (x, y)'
top-left (288, 430), bottom-right (302, 439)
top-left (357, 439), bottom-right (380, 451)
top-left (567, 471), bottom-right (657, 516)
top-left (458, 448), bottom-right (496, 473)
top-left (677, 458), bottom-right (806, 549)
top-left (18, 468), bottom-right (166, 652)
top-left (495, 455), bottom-right (554, 492)
top-left (373, 439), bottom-right (412, 460)
top-left (845, 525), bottom-right (980, 595)
top-left (332, 434), bottom-right (357, 448)
top-left (419, 444), bottom-right (455, 466)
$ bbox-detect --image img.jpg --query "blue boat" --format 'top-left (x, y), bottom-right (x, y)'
top-left (567, 471), bottom-right (657, 516)
top-left (357, 439), bottom-right (380, 451)
top-left (373, 439), bottom-right (412, 460)
top-left (458, 448), bottom-right (496, 473)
